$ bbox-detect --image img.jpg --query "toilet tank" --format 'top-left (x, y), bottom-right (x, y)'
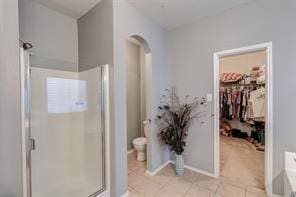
top-left (143, 119), bottom-right (150, 137)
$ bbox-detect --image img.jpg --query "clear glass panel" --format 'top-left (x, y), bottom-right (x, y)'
top-left (29, 57), bottom-right (105, 197)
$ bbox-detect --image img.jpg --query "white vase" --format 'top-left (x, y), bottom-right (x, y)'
top-left (175, 154), bottom-right (184, 176)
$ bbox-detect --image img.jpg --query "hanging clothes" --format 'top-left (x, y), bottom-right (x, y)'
top-left (220, 85), bottom-right (265, 122)
top-left (247, 87), bottom-right (265, 122)
top-left (232, 89), bottom-right (239, 118)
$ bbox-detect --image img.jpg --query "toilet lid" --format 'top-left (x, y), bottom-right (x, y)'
top-left (133, 137), bottom-right (147, 145)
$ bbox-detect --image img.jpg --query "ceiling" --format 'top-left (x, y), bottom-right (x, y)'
top-left (126, 0), bottom-right (255, 30)
top-left (31, 0), bottom-right (254, 28)
top-left (32, 0), bottom-right (102, 19)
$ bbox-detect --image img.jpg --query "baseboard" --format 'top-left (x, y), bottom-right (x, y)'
top-left (121, 190), bottom-right (129, 197)
top-left (127, 149), bottom-right (135, 155)
top-left (97, 191), bottom-right (109, 197)
top-left (272, 194), bottom-right (283, 197)
top-left (169, 160), bottom-right (216, 178)
top-left (145, 160), bottom-right (171, 176)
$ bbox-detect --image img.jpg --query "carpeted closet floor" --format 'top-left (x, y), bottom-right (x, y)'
top-left (220, 135), bottom-right (265, 190)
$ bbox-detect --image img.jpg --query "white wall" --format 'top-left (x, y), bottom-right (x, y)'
top-left (78, 0), bottom-right (114, 71)
top-left (113, 0), bottom-right (170, 195)
top-left (0, 0), bottom-right (23, 196)
top-left (19, 0), bottom-right (78, 71)
top-left (220, 50), bottom-right (266, 74)
top-left (169, 0), bottom-right (296, 195)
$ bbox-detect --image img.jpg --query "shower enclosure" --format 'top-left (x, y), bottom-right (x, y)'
top-left (21, 48), bottom-right (108, 197)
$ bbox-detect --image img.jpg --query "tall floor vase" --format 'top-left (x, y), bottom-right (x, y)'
top-left (175, 154), bottom-right (184, 176)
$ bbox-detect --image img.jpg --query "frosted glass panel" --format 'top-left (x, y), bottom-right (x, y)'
top-left (47, 77), bottom-right (87, 113)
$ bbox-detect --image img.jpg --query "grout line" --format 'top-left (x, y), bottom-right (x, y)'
top-left (215, 182), bottom-right (220, 196)
top-left (183, 182), bottom-right (194, 196)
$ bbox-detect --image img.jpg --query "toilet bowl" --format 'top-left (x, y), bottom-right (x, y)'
top-left (133, 137), bottom-right (147, 161)
top-left (132, 120), bottom-right (150, 161)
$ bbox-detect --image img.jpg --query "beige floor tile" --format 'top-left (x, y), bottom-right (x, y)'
top-left (246, 185), bottom-right (267, 196)
top-left (128, 172), bottom-right (149, 188)
top-left (155, 190), bottom-right (184, 197)
top-left (147, 172), bottom-right (173, 185)
top-left (159, 163), bottom-right (177, 177)
top-left (185, 185), bottom-right (215, 197)
top-left (176, 169), bottom-right (199, 183)
top-left (128, 187), bottom-right (144, 197)
top-left (245, 191), bottom-right (268, 197)
top-left (195, 174), bottom-right (220, 192)
top-left (133, 164), bottom-right (148, 177)
top-left (155, 178), bottom-right (193, 197)
top-left (128, 160), bottom-right (145, 171)
top-left (216, 183), bottom-right (245, 197)
top-left (246, 180), bottom-right (265, 190)
top-left (127, 135), bottom-right (266, 197)
top-left (219, 176), bottom-right (246, 189)
top-left (132, 178), bottom-right (162, 196)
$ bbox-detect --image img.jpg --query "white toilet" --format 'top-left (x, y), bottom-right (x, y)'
top-left (132, 120), bottom-right (149, 161)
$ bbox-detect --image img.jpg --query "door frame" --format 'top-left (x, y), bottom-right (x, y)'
top-left (213, 42), bottom-right (273, 196)
top-left (125, 35), bottom-right (152, 172)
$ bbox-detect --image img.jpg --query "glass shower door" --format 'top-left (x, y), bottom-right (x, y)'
top-left (26, 57), bottom-right (106, 197)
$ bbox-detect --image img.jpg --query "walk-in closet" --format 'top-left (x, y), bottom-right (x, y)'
top-left (219, 50), bottom-right (267, 190)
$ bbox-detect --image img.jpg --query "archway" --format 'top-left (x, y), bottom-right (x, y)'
top-left (125, 35), bottom-right (152, 175)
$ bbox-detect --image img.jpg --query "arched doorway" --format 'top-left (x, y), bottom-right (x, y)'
top-left (125, 35), bottom-right (152, 177)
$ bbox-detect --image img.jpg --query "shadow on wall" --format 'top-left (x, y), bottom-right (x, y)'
top-left (273, 172), bottom-right (284, 195)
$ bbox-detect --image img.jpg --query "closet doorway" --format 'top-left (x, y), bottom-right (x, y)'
top-left (213, 43), bottom-right (273, 196)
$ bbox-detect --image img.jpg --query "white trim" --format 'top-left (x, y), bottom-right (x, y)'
top-left (213, 42), bottom-right (273, 196)
top-left (169, 160), bottom-right (216, 178)
top-left (145, 159), bottom-right (216, 178)
top-left (145, 160), bottom-right (171, 176)
top-left (103, 65), bottom-right (111, 197)
top-left (272, 195), bottom-right (283, 197)
top-left (127, 149), bottom-right (135, 155)
top-left (20, 48), bottom-right (28, 197)
top-left (121, 191), bottom-right (130, 197)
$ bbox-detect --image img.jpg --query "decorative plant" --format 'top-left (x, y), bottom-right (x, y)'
top-left (157, 88), bottom-right (206, 155)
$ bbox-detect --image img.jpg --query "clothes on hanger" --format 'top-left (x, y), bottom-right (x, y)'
top-left (220, 85), bottom-right (265, 123)
top-left (247, 87), bottom-right (266, 122)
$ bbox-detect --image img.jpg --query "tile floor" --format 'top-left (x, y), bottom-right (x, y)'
top-left (128, 136), bottom-right (267, 197)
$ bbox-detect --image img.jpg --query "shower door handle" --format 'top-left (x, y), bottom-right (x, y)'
top-left (30, 138), bottom-right (36, 151)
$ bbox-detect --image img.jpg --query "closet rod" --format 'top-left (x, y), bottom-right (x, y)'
top-left (220, 83), bottom-right (265, 88)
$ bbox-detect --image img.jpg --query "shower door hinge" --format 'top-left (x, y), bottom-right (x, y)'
top-left (30, 138), bottom-right (35, 151)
